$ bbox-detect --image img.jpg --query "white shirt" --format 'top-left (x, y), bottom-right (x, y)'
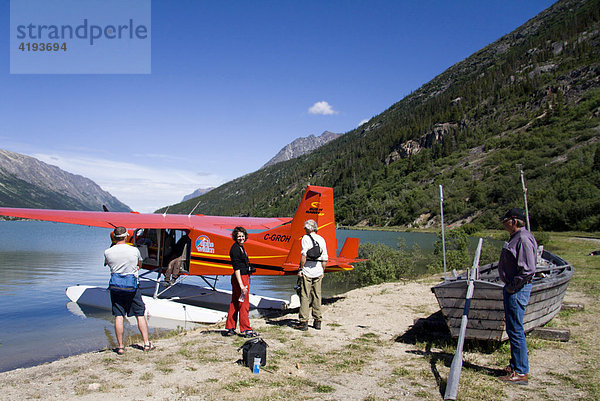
top-left (301, 233), bottom-right (328, 278)
top-left (104, 243), bottom-right (142, 277)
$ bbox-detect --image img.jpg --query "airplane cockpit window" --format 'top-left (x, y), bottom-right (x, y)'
top-left (134, 229), bottom-right (153, 246)
top-left (133, 229), bottom-right (190, 273)
top-left (134, 228), bottom-right (159, 266)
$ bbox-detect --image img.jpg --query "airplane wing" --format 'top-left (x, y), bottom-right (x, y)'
top-left (0, 207), bottom-right (292, 231)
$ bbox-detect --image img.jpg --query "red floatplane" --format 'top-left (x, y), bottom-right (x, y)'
top-left (0, 185), bottom-right (361, 323)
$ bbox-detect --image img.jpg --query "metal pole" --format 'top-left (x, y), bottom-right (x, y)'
top-left (444, 238), bottom-right (483, 401)
top-left (153, 229), bottom-right (163, 299)
top-left (440, 185), bottom-right (447, 281)
top-left (518, 166), bottom-right (531, 231)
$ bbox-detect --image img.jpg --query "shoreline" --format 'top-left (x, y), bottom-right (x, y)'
top-left (0, 319), bottom-right (181, 375)
top-left (0, 280), bottom-right (441, 401)
top-left (1, 275), bottom-right (596, 401)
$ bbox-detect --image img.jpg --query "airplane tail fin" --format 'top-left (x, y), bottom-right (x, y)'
top-left (285, 186), bottom-right (337, 269)
top-left (289, 185), bottom-right (337, 250)
top-left (256, 185), bottom-right (363, 274)
top-left (258, 186), bottom-right (337, 272)
top-left (339, 237), bottom-right (359, 259)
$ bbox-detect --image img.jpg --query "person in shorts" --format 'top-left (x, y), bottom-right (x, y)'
top-left (104, 226), bottom-right (153, 354)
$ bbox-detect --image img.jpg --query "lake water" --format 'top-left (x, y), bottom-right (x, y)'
top-left (0, 221), bottom-right (439, 372)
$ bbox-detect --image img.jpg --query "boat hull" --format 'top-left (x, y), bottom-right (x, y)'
top-left (431, 250), bottom-right (573, 341)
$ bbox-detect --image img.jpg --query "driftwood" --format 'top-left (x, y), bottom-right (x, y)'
top-left (531, 327), bottom-right (570, 342)
top-left (561, 303), bottom-right (584, 311)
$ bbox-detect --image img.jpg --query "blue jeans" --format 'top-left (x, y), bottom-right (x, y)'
top-left (503, 283), bottom-right (532, 374)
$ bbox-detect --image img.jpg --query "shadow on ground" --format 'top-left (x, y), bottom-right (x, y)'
top-left (263, 295), bottom-right (345, 328)
top-left (396, 310), bottom-right (506, 396)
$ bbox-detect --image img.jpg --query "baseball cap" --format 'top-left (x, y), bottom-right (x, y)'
top-left (501, 208), bottom-right (526, 222)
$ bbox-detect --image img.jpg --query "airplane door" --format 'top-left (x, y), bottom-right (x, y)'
top-left (134, 228), bottom-right (160, 266)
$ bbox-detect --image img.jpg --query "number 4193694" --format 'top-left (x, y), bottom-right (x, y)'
top-left (18, 42), bottom-right (67, 52)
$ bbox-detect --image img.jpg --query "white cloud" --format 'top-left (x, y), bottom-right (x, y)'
top-left (358, 118), bottom-right (369, 127)
top-left (308, 101), bottom-right (337, 115)
top-left (33, 153), bottom-right (226, 213)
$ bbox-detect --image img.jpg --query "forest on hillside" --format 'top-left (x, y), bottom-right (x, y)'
top-left (161, 0), bottom-right (600, 232)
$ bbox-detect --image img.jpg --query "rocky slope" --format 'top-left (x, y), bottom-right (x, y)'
top-left (181, 187), bottom-right (214, 202)
top-left (0, 149), bottom-right (130, 211)
top-left (261, 131), bottom-right (341, 168)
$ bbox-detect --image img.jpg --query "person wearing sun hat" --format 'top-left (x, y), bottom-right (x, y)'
top-left (497, 208), bottom-right (537, 385)
top-left (104, 226), bottom-right (153, 354)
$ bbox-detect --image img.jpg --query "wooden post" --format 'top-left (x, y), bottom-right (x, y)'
top-left (517, 165), bottom-right (531, 231)
top-left (444, 238), bottom-right (483, 401)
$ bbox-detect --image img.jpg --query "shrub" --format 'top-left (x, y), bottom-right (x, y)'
top-left (430, 227), bottom-right (471, 273)
top-left (327, 241), bottom-right (434, 288)
top-left (533, 231), bottom-right (550, 246)
top-left (352, 243), bottom-right (411, 286)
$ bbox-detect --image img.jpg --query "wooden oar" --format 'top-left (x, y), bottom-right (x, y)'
top-left (444, 238), bottom-right (483, 401)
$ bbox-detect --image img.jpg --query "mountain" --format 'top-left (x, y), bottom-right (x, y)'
top-left (0, 149), bottom-right (130, 212)
top-left (181, 187), bottom-right (214, 202)
top-left (262, 131), bottom-right (341, 168)
top-left (158, 0), bottom-right (600, 232)
top-left (181, 131), bottom-right (339, 204)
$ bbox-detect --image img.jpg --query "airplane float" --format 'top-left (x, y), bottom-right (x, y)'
top-left (0, 185), bottom-right (362, 324)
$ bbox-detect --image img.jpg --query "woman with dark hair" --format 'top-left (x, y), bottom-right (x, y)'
top-left (224, 226), bottom-right (257, 337)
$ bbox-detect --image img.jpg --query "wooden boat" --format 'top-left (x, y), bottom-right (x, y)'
top-left (431, 249), bottom-right (573, 341)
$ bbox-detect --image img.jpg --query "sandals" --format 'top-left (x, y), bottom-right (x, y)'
top-left (115, 344), bottom-right (153, 354)
top-left (223, 329), bottom-right (236, 337)
top-left (222, 329), bottom-right (257, 338)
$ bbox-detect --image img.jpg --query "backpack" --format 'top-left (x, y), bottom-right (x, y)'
top-left (306, 234), bottom-right (322, 261)
top-left (238, 337), bottom-right (267, 369)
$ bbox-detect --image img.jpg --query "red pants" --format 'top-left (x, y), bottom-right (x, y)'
top-left (225, 274), bottom-right (251, 332)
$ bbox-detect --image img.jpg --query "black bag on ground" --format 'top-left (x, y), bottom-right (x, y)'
top-left (306, 234), bottom-right (322, 261)
top-left (238, 337), bottom-right (267, 368)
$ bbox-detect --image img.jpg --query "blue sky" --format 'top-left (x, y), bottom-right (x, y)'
top-left (1, 0), bottom-right (556, 212)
